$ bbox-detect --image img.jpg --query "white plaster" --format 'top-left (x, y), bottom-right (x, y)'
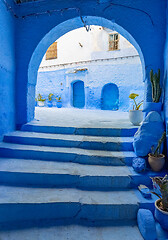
top-left (0, 185), bottom-right (138, 204)
top-left (6, 131), bottom-right (133, 143)
top-left (34, 107), bottom-right (137, 129)
top-left (0, 158), bottom-right (131, 176)
top-left (39, 26), bottom-right (139, 71)
top-left (0, 142), bottom-right (136, 158)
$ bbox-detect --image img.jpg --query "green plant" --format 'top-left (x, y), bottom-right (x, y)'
top-left (151, 175), bottom-right (168, 212)
top-left (150, 69), bottom-right (162, 103)
top-left (129, 93), bottom-right (143, 110)
top-left (48, 93), bottom-right (54, 101)
top-left (56, 96), bottom-right (61, 102)
top-left (151, 131), bottom-right (166, 157)
top-left (37, 94), bottom-right (46, 102)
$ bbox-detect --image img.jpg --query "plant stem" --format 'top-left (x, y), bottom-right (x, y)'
top-left (133, 99), bottom-right (138, 110)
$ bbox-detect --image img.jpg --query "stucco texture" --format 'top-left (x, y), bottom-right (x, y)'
top-left (13, 0), bottom-right (166, 125)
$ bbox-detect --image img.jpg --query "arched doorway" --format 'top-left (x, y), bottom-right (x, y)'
top-left (27, 16), bottom-right (145, 123)
top-left (101, 83), bottom-right (119, 110)
top-left (72, 81), bottom-right (85, 108)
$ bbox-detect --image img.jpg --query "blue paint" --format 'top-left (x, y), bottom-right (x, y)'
top-left (155, 200), bottom-right (168, 231)
top-left (137, 209), bottom-right (157, 240)
top-left (132, 158), bottom-right (146, 173)
top-left (21, 123), bottom-right (138, 137)
top-left (0, 0), bottom-right (15, 140)
top-left (133, 111), bottom-right (165, 157)
top-left (3, 132), bottom-right (133, 151)
top-left (72, 81), bottom-right (85, 108)
top-left (12, 0), bottom-right (165, 125)
top-left (101, 83), bottom-right (119, 110)
top-left (36, 63), bottom-right (143, 111)
top-left (56, 101), bottom-right (62, 108)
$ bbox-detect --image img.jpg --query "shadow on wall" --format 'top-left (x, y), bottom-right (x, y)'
top-left (101, 83), bottom-right (119, 110)
top-left (71, 80), bottom-right (85, 108)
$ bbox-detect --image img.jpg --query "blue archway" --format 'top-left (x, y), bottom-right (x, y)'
top-left (72, 81), bottom-right (85, 108)
top-left (101, 83), bottom-right (119, 110)
top-left (28, 16), bottom-right (145, 122)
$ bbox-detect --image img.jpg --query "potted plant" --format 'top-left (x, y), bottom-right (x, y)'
top-left (148, 131), bottom-right (166, 172)
top-left (37, 94), bottom-right (46, 107)
top-left (47, 93), bottom-right (54, 107)
top-left (143, 69), bottom-right (162, 113)
top-left (129, 93), bottom-right (143, 125)
top-left (56, 96), bottom-right (62, 108)
top-left (151, 175), bottom-right (168, 230)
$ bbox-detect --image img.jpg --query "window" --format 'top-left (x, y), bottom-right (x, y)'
top-left (109, 33), bottom-right (119, 51)
top-left (46, 42), bottom-right (57, 60)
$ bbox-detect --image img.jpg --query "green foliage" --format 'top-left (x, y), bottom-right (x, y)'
top-left (48, 93), bottom-right (54, 101)
top-left (150, 69), bottom-right (162, 103)
top-left (129, 93), bottom-right (143, 110)
top-left (151, 175), bottom-right (168, 211)
top-left (151, 131), bottom-right (166, 157)
top-left (37, 94), bottom-right (46, 102)
top-left (56, 96), bottom-right (61, 102)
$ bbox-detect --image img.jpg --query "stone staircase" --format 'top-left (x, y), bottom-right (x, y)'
top-left (0, 122), bottom-right (145, 238)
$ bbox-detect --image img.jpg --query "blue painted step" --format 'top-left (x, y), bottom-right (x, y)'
top-left (0, 158), bottom-right (132, 189)
top-left (0, 143), bottom-right (136, 166)
top-left (0, 186), bottom-right (139, 223)
top-left (3, 131), bottom-right (133, 151)
top-left (0, 224), bottom-right (144, 240)
top-left (21, 124), bottom-right (137, 137)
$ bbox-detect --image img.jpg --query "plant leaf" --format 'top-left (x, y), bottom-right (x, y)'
top-left (129, 93), bottom-right (139, 100)
top-left (151, 191), bottom-right (162, 199)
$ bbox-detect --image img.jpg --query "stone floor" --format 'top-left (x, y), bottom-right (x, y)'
top-left (34, 107), bottom-right (135, 128)
top-left (0, 225), bottom-right (143, 240)
top-left (0, 108), bottom-right (144, 240)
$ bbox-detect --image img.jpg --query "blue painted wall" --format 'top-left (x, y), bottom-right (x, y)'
top-left (0, 0), bottom-right (15, 140)
top-left (36, 61), bottom-right (144, 111)
top-left (164, 2), bottom-right (168, 151)
top-left (0, 0), bottom-right (164, 127)
top-left (13, 0), bottom-right (166, 125)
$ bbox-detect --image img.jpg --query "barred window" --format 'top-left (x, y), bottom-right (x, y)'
top-left (46, 42), bottom-right (57, 60)
top-left (109, 33), bottom-right (119, 51)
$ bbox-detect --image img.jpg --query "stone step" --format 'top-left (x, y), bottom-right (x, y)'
top-left (0, 143), bottom-right (136, 166)
top-left (0, 186), bottom-right (139, 223)
top-left (21, 123), bottom-right (137, 137)
top-left (3, 131), bottom-right (133, 151)
top-left (0, 223), bottom-right (144, 240)
top-left (0, 158), bottom-right (132, 189)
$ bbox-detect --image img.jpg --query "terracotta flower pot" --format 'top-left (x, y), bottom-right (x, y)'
top-left (129, 110), bottom-right (143, 126)
top-left (155, 199), bottom-right (168, 230)
top-left (148, 153), bottom-right (165, 172)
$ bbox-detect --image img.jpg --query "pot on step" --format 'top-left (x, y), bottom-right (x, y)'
top-left (148, 153), bottom-right (165, 172)
top-left (155, 199), bottom-right (168, 230)
top-left (129, 110), bottom-right (143, 126)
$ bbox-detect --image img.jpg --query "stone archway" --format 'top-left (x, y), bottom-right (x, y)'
top-left (28, 16), bottom-right (145, 122)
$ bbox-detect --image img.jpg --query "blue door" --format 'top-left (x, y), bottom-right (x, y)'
top-left (101, 83), bottom-right (119, 110)
top-left (73, 81), bottom-right (85, 108)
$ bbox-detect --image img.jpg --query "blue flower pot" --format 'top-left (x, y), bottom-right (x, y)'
top-left (57, 102), bottom-right (62, 108)
top-left (47, 101), bottom-right (53, 108)
top-left (155, 199), bottom-right (168, 231)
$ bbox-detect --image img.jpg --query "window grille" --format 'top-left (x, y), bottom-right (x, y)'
top-left (109, 34), bottom-right (119, 51)
top-left (46, 42), bottom-right (57, 60)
